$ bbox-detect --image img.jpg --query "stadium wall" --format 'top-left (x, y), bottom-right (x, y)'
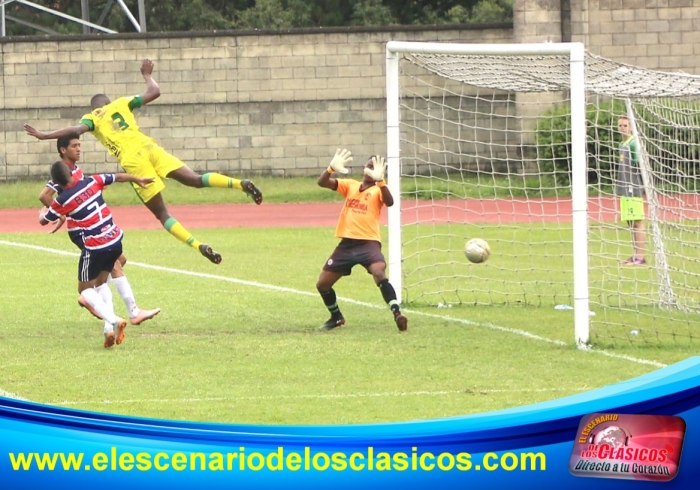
top-left (1, 0), bottom-right (699, 180)
top-left (0, 26), bottom-right (513, 180)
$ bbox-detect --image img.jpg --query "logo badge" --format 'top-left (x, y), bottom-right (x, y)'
top-left (569, 413), bottom-right (685, 482)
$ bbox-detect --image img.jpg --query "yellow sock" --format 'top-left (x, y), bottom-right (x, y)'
top-left (164, 217), bottom-right (201, 249)
top-left (202, 173), bottom-right (242, 190)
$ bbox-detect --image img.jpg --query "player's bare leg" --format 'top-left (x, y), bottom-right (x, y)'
top-left (167, 166), bottom-right (263, 204)
top-left (143, 192), bottom-right (222, 264)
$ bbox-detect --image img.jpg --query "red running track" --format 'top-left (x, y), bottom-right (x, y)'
top-left (2, 196), bottom-right (699, 234)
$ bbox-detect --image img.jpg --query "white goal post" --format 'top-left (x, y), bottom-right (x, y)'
top-left (386, 40), bottom-right (700, 348)
top-left (385, 41), bottom-right (591, 346)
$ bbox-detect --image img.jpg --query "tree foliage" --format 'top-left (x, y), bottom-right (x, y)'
top-left (1, 0), bottom-right (512, 36)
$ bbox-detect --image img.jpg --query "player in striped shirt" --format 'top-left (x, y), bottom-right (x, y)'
top-left (315, 149), bottom-right (408, 332)
top-left (39, 133), bottom-right (160, 327)
top-left (40, 160), bottom-right (154, 348)
top-left (25, 59), bottom-right (263, 266)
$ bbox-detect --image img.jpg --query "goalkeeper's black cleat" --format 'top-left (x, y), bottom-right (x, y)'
top-left (199, 244), bottom-right (222, 264)
top-left (241, 179), bottom-right (263, 205)
top-left (318, 315), bottom-right (346, 332)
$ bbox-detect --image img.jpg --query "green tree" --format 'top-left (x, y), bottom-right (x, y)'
top-left (470, 0), bottom-right (513, 24)
top-left (235, 0), bottom-right (314, 29)
top-left (350, 0), bottom-right (396, 26)
top-left (1, 0), bottom-right (513, 35)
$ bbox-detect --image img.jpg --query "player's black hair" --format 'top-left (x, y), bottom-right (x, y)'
top-left (50, 161), bottom-right (72, 187)
top-left (57, 132), bottom-right (81, 157)
top-left (90, 93), bottom-right (110, 109)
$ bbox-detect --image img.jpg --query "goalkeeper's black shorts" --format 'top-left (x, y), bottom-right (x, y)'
top-left (323, 238), bottom-right (384, 276)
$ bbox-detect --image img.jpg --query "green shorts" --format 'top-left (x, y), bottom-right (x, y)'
top-left (620, 196), bottom-right (645, 222)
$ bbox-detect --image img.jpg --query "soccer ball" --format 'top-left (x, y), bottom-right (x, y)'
top-left (464, 238), bottom-right (490, 264)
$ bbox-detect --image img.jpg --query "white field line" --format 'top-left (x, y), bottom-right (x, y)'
top-left (0, 239), bottom-right (668, 383)
top-left (53, 388), bottom-right (576, 407)
top-left (0, 389), bottom-right (27, 400)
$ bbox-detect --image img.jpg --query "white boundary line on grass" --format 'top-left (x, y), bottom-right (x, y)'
top-left (0, 389), bottom-right (26, 400)
top-left (0, 239), bottom-right (668, 373)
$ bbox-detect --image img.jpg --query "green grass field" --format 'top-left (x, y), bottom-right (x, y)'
top-left (0, 178), bottom-right (697, 426)
top-left (0, 173), bottom-right (567, 209)
top-left (0, 226), bottom-right (694, 426)
top-left (0, 177), bottom-right (344, 208)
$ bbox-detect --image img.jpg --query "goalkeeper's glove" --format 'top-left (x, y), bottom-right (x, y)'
top-left (328, 148), bottom-right (352, 174)
top-left (364, 155), bottom-right (386, 182)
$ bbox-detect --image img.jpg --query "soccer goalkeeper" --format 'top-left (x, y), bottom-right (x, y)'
top-left (25, 59), bottom-right (263, 265)
top-left (315, 149), bottom-right (408, 332)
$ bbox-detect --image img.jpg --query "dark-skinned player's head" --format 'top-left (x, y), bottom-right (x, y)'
top-left (50, 161), bottom-right (73, 187)
top-left (90, 93), bottom-right (111, 109)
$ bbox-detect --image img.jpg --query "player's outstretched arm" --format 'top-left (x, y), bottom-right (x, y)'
top-left (38, 187), bottom-right (55, 207)
top-left (114, 173), bottom-right (155, 189)
top-left (37, 188), bottom-right (66, 232)
top-left (24, 123), bottom-right (89, 141)
top-left (139, 59), bottom-right (161, 105)
top-left (38, 205), bottom-right (64, 230)
top-left (364, 155), bottom-right (394, 206)
top-left (318, 149), bottom-right (352, 190)
top-left (317, 167), bottom-right (338, 190)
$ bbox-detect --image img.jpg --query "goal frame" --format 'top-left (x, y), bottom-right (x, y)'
top-left (385, 41), bottom-right (590, 346)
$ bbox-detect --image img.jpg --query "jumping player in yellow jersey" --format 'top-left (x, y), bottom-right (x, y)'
top-left (24, 59), bottom-right (263, 265)
top-left (315, 149), bottom-right (408, 332)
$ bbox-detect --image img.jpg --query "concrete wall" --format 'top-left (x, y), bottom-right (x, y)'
top-left (0, 27), bottom-right (513, 180)
top-left (3, 1), bottom-right (700, 180)
top-left (518, 0), bottom-right (700, 73)
top-left (573, 0), bottom-right (700, 72)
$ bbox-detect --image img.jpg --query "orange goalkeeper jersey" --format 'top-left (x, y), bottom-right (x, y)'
top-left (334, 179), bottom-right (385, 242)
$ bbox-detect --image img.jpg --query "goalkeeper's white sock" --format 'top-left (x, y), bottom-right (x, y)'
top-left (110, 276), bottom-right (139, 318)
top-left (80, 288), bottom-right (119, 327)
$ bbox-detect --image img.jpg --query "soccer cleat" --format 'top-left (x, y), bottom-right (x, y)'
top-left (199, 243), bottom-right (222, 264)
top-left (78, 295), bottom-right (103, 320)
top-left (115, 319), bottom-right (128, 345)
top-left (241, 179), bottom-right (263, 205)
top-left (104, 331), bottom-right (116, 349)
top-left (633, 258), bottom-right (647, 265)
top-left (318, 315), bottom-right (346, 332)
top-left (130, 308), bottom-right (162, 326)
top-left (394, 313), bottom-right (408, 332)
top-left (623, 257), bottom-right (647, 266)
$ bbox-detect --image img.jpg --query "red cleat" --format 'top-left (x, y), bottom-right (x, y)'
top-left (104, 331), bottom-right (116, 348)
top-left (116, 319), bottom-right (128, 345)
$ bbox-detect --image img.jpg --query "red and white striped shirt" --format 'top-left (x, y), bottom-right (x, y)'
top-left (44, 174), bottom-right (123, 250)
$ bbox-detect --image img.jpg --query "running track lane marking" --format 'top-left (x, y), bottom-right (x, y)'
top-left (0, 239), bottom-right (667, 373)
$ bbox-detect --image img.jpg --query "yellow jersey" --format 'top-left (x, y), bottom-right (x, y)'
top-left (80, 96), bottom-right (153, 161)
top-left (334, 179), bottom-right (385, 242)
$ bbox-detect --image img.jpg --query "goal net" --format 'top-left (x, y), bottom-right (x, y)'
top-left (385, 42), bottom-right (700, 346)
